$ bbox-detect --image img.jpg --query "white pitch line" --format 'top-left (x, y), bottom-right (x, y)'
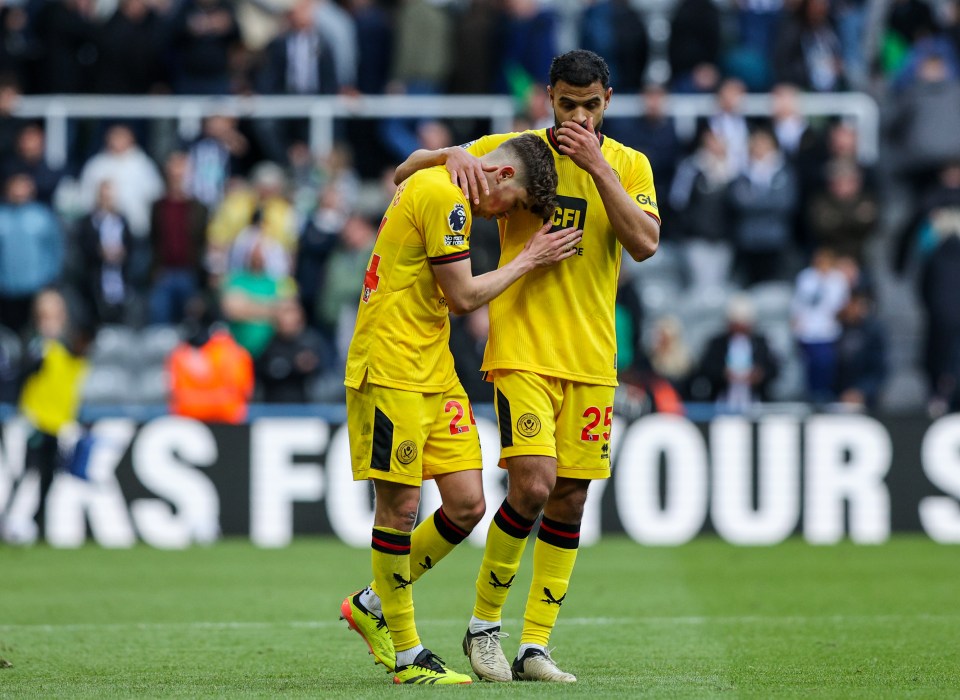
top-left (0, 614), bottom-right (957, 633)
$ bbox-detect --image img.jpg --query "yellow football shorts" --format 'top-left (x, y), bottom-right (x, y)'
top-left (490, 369), bottom-right (614, 480)
top-left (346, 381), bottom-right (483, 486)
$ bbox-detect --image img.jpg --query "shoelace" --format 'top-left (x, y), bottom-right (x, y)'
top-left (413, 652), bottom-right (446, 673)
top-left (474, 629), bottom-right (510, 666)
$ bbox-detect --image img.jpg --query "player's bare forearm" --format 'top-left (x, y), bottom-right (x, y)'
top-left (394, 148), bottom-right (448, 185)
top-left (557, 118), bottom-right (659, 261)
top-left (394, 147), bottom-right (492, 205)
top-left (434, 259), bottom-right (528, 315)
top-left (434, 225), bottom-right (581, 314)
top-left (592, 166), bottom-right (660, 261)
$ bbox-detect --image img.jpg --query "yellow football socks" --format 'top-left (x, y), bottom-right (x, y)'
top-left (473, 499), bottom-right (535, 622)
top-left (520, 516), bottom-right (580, 646)
top-left (371, 526), bottom-right (419, 652)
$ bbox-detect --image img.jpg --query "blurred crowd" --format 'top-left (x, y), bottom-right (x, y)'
top-left (0, 0), bottom-right (959, 418)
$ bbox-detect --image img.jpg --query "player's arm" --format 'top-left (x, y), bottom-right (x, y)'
top-left (395, 146), bottom-right (496, 206)
top-left (432, 223), bottom-right (582, 315)
top-left (555, 117), bottom-right (660, 262)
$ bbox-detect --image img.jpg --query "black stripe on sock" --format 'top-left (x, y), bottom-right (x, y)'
top-left (371, 407), bottom-right (393, 472)
top-left (497, 388), bottom-right (513, 448)
top-left (433, 507), bottom-right (469, 545)
top-left (371, 528), bottom-right (411, 555)
top-left (537, 516), bottom-right (580, 549)
top-left (493, 499), bottom-right (535, 540)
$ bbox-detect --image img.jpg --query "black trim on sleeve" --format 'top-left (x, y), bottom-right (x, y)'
top-left (429, 251), bottom-right (471, 265)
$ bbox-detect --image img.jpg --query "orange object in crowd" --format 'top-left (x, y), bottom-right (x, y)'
top-left (167, 330), bottom-right (254, 424)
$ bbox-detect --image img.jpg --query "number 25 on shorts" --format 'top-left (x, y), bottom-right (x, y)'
top-left (581, 406), bottom-right (612, 442)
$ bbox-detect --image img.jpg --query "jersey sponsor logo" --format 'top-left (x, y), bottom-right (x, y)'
top-left (448, 203), bottom-right (467, 233)
top-left (459, 141), bottom-right (475, 149)
top-left (635, 192), bottom-right (658, 210)
top-left (550, 195), bottom-right (587, 232)
top-left (601, 442), bottom-right (610, 460)
top-left (444, 233), bottom-right (466, 246)
top-left (517, 413), bottom-right (541, 438)
top-left (396, 440), bottom-right (418, 464)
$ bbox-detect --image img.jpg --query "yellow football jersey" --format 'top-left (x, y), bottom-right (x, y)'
top-left (465, 128), bottom-right (660, 385)
top-left (344, 167), bottom-right (472, 394)
top-left (19, 339), bottom-right (89, 435)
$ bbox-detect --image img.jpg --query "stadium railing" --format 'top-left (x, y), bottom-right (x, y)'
top-left (12, 92), bottom-right (880, 169)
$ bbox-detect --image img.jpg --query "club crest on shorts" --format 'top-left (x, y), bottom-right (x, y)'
top-left (517, 413), bottom-right (541, 437)
top-left (396, 440), bottom-right (418, 464)
top-left (448, 203), bottom-right (467, 233)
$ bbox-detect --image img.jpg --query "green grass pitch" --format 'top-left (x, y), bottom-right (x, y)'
top-left (1, 536), bottom-right (958, 698)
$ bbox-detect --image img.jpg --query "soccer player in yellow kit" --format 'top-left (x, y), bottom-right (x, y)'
top-left (339, 133), bottom-right (582, 685)
top-left (391, 49), bottom-right (661, 683)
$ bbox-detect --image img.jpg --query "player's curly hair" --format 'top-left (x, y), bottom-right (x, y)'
top-left (549, 49), bottom-right (611, 89)
top-left (500, 133), bottom-right (558, 221)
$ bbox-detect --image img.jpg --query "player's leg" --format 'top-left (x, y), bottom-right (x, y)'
top-left (465, 454), bottom-right (555, 681)
top-left (370, 478), bottom-right (470, 685)
top-left (340, 384), bottom-right (416, 673)
top-left (369, 478), bottom-right (421, 665)
top-left (410, 385), bottom-right (486, 582)
top-left (351, 385), bottom-right (484, 626)
top-left (410, 470), bottom-right (483, 580)
top-left (511, 381), bottom-right (613, 683)
top-left (341, 385), bottom-right (471, 684)
top-left (512, 476), bottom-right (588, 683)
top-left (30, 430), bottom-right (59, 539)
top-left (465, 370), bottom-right (562, 681)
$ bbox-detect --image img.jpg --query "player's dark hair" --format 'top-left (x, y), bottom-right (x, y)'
top-left (549, 49), bottom-right (610, 89)
top-left (500, 134), bottom-right (558, 221)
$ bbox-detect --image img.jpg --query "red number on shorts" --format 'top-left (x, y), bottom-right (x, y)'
top-left (581, 407), bottom-right (601, 441)
top-left (581, 406), bottom-right (613, 441)
top-left (446, 400), bottom-right (472, 435)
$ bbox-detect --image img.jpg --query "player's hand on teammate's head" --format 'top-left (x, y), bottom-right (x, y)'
top-left (443, 147), bottom-right (494, 205)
